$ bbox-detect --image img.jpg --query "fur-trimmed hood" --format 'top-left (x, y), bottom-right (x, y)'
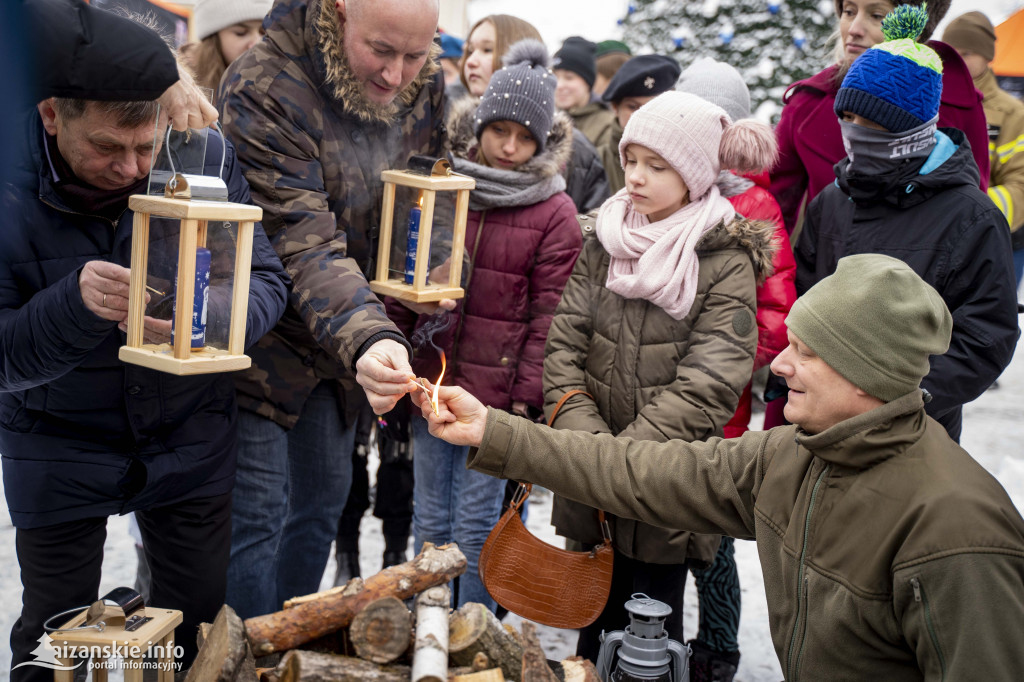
top-left (445, 96), bottom-right (574, 180)
top-left (698, 216), bottom-right (778, 285)
top-left (265, 0), bottom-right (441, 125)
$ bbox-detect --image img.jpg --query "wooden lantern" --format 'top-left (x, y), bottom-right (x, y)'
top-left (49, 593), bottom-right (182, 682)
top-left (119, 193), bottom-right (262, 375)
top-left (369, 158), bottom-right (475, 303)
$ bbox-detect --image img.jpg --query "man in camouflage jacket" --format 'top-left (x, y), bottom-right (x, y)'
top-left (218, 0), bottom-right (445, 618)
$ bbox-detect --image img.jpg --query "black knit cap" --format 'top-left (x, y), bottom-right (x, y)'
top-left (601, 54), bottom-right (681, 103)
top-left (553, 36), bottom-right (597, 88)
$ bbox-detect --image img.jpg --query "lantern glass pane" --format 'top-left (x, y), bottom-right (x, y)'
top-left (387, 185), bottom-right (467, 286)
top-left (202, 219), bottom-right (239, 351)
top-left (141, 217), bottom-right (237, 353)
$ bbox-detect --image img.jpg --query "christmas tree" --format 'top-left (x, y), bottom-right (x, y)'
top-left (619, 0), bottom-right (837, 121)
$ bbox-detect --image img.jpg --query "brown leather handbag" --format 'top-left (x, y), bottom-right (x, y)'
top-left (477, 390), bottom-right (613, 629)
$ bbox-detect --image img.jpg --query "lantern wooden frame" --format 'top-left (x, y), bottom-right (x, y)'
top-left (51, 605), bottom-right (183, 682)
top-left (369, 169), bottom-right (475, 303)
top-left (119, 195), bottom-right (262, 375)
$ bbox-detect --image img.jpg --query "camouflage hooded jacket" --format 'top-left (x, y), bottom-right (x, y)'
top-left (218, 0), bottom-right (444, 428)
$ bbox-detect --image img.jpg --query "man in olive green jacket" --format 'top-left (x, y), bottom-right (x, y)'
top-left (412, 254), bottom-right (1024, 681)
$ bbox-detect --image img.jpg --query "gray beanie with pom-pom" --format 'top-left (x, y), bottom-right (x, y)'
top-left (475, 39), bottom-right (558, 152)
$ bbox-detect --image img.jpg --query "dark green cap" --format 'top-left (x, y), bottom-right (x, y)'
top-left (786, 254), bottom-right (952, 402)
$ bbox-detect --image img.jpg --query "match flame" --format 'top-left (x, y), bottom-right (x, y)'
top-left (430, 350), bottom-right (446, 416)
top-left (418, 191), bottom-right (425, 208)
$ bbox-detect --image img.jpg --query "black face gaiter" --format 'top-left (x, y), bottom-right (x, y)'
top-left (839, 117), bottom-right (938, 177)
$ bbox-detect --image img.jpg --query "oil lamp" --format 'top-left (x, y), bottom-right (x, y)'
top-left (595, 594), bottom-right (691, 682)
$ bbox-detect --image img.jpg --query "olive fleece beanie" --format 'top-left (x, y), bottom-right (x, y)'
top-left (786, 254), bottom-right (952, 401)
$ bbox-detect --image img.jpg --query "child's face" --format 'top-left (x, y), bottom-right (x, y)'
top-left (218, 20), bottom-right (265, 65)
top-left (612, 96), bottom-right (656, 129)
top-left (840, 110), bottom-right (888, 131)
top-left (554, 69), bottom-right (591, 111)
top-left (624, 144), bottom-right (689, 222)
top-left (463, 21), bottom-right (496, 97)
top-left (480, 121), bottom-right (538, 170)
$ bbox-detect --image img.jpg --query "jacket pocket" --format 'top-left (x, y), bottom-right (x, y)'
top-left (910, 576), bottom-right (947, 678)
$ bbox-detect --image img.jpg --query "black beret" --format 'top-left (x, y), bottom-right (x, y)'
top-left (601, 54), bottom-right (681, 103)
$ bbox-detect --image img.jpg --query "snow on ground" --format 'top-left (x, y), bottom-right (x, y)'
top-left (2, 324), bottom-right (1022, 679)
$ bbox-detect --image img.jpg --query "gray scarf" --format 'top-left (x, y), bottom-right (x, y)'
top-left (452, 156), bottom-right (566, 211)
top-left (839, 117), bottom-right (938, 177)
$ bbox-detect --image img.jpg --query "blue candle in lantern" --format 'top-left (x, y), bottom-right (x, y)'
top-left (171, 247), bottom-right (211, 349)
top-left (404, 203), bottom-right (422, 284)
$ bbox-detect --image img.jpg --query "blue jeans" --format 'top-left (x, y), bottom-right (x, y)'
top-left (226, 381), bottom-right (355, 619)
top-left (412, 417), bottom-right (504, 611)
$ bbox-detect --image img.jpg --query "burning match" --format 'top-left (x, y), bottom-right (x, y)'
top-left (411, 350), bottom-right (446, 416)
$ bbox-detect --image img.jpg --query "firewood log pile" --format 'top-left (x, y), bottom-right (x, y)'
top-left (184, 543), bottom-right (599, 682)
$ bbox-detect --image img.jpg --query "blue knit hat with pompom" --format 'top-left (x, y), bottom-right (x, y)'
top-left (475, 39), bottom-right (558, 152)
top-left (834, 4), bottom-right (943, 132)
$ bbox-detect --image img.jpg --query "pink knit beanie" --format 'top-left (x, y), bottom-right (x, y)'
top-left (619, 91), bottom-right (777, 199)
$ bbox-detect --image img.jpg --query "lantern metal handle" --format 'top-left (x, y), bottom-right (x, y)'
top-left (165, 121), bottom-right (227, 193)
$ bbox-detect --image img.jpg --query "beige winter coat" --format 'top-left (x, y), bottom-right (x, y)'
top-left (542, 215), bottom-right (776, 564)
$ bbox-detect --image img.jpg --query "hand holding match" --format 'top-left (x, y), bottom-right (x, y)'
top-left (410, 381), bottom-right (488, 448)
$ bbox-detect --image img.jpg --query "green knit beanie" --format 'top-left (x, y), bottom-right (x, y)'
top-left (786, 254), bottom-right (952, 402)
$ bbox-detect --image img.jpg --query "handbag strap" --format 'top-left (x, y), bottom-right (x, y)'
top-left (507, 389), bottom-right (611, 546)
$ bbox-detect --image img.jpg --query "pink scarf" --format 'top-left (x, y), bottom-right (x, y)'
top-left (595, 186), bottom-right (736, 320)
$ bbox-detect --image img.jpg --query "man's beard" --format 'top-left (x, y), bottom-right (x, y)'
top-left (334, 49), bottom-right (402, 125)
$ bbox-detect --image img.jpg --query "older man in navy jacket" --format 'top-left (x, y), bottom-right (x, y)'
top-left (1, 88), bottom-right (288, 679)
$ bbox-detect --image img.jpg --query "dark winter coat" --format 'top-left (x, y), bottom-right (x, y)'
top-left (770, 41), bottom-right (990, 235)
top-left (796, 128), bottom-right (1019, 441)
top-left (218, 0), bottom-right (445, 428)
top-left (387, 102), bottom-right (582, 410)
top-left (470, 391), bottom-right (1024, 681)
top-left (543, 214), bottom-right (776, 564)
top-left (564, 130), bottom-right (611, 212)
top-left (568, 100), bottom-right (615, 149)
top-left (599, 116), bottom-right (626, 194)
top-left (0, 115), bottom-right (289, 529)
top-left (723, 172), bottom-right (796, 438)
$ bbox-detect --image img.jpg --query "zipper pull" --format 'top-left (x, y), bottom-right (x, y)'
top-left (911, 577), bottom-right (921, 602)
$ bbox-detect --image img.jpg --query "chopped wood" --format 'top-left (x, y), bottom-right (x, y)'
top-left (412, 585), bottom-right (451, 682)
top-left (452, 670), bottom-right (505, 682)
top-left (449, 603), bottom-right (524, 682)
top-left (246, 542), bottom-right (467, 656)
top-left (519, 623), bottom-right (558, 682)
top-left (283, 580), bottom-right (363, 610)
top-left (185, 604), bottom-right (249, 682)
top-left (349, 597), bottom-right (412, 664)
top-left (559, 657), bottom-right (599, 682)
top-left (472, 652), bottom-right (490, 671)
top-left (275, 650), bottom-right (410, 682)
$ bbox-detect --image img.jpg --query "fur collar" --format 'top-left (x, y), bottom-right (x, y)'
top-left (312, 0), bottom-right (440, 125)
top-left (445, 96), bottom-right (574, 181)
top-left (698, 216), bottom-right (778, 285)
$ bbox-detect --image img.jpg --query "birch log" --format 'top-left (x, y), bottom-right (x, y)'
top-left (412, 585), bottom-right (451, 682)
top-left (246, 543), bottom-right (466, 656)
